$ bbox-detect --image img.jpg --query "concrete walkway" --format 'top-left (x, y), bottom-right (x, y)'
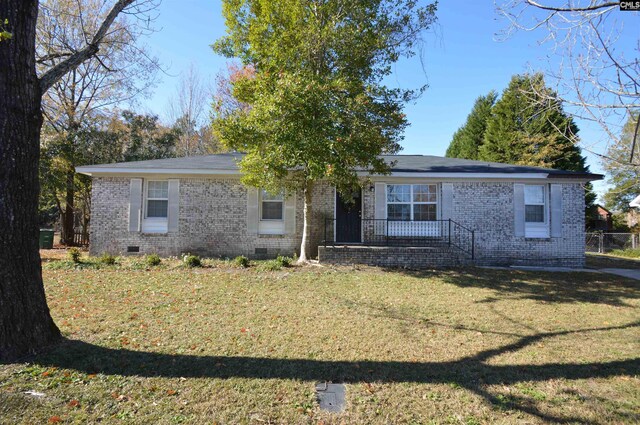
top-left (599, 268), bottom-right (640, 281)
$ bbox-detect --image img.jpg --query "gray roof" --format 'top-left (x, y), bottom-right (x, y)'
top-left (76, 152), bottom-right (602, 180)
top-left (77, 152), bottom-right (245, 171)
top-left (378, 155), bottom-right (601, 178)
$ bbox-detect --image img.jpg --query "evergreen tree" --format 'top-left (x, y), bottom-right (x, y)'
top-left (446, 91), bottom-right (497, 160)
top-left (479, 73), bottom-right (587, 172)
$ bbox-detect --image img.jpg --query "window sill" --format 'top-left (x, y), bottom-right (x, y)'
top-left (524, 237), bottom-right (551, 241)
top-left (258, 233), bottom-right (286, 238)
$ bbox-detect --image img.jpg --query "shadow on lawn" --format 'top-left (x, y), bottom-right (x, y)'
top-left (388, 268), bottom-right (640, 306)
top-left (18, 320), bottom-right (640, 424)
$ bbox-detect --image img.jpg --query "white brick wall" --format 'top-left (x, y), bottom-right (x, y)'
top-left (449, 182), bottom-right (585, 267)
top-left (90, 177), bottom-right (586, 266)
top-left (90, 177), bottom-right (333, 258)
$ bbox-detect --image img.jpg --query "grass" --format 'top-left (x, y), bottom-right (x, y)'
top-left (609, 248), bottom-right (640, 259)
top-left (586, 252), bottom-right (640, 269)
top-left (1, 251), bottom-right (639, 424)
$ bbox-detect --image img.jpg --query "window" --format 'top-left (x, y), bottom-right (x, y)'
top-left (524, 185), bottom-right (545, 223)
top-left (261, 190), bottom-right (283, 221)
top-left (146, 181), bottom-right (168, 218)
top-left (522, 184), bottom-right (549, 238)
top-left (387, 184), bottom-right (437, 221)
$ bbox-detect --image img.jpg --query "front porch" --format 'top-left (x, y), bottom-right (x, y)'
top-left (319, 218), bottom-right (476, 268)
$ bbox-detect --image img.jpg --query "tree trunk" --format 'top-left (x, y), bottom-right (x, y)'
top-left (0, 0), bottom-right (61, 361)
top-left (297, 181), bottom-right (313, 263)
top-left (60, 170), bottom-right (75, 245)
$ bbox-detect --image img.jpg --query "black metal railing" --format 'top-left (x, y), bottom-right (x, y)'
top-left (323, 218), bottom-right (475, 259)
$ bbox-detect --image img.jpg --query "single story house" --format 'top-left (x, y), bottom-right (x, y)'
top-left (76, 153), bottom-right (602, 268)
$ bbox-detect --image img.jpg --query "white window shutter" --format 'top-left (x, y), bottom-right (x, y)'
top-left (246, 187), bottom-right (259, 234)
top-left (441, 183), bottom-right (453, 220)
top-left (550, 184), bottom-right (563, 237)
top-left (128, 178), bottom-right (143, 232)
top-left (167, 179), bottom-right (180, 233)
top-left (514, 184), bottom-right (525, 237)
top-left (374, 182), bottom-right (386, 235)
top-left (284, 190), bottom-right (296, 234)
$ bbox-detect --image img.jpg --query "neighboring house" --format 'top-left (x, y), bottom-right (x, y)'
top-left (76, 153), bottom-right (602, 268)
top-left (590, 204), bottom-right (613, 232)
top-left (628, 195), bottom-right (640, 230)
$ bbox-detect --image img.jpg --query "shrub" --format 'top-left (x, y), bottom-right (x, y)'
top-left (145, 253), bottom-right (161, 266)
top-left (68, 247), bottom-right (81, 263)
top-left (183, 254), bottom-right (202, 268)
top-left (99, 253), bottom-right (117, 265)
top-left (260, 259), bottom-right (282, 271)
top-left (276, 255), bottom-right (292, 268)
top-left (233, 255), bottom-right (250, 268)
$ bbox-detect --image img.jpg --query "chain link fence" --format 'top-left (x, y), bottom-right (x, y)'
top-left (586, 232), bottom-right (639, 253)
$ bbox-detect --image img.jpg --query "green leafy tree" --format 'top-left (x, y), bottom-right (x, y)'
top-left (213, 0), bottom-right (437, 262)
top-left (603, 112), bottom-right (640, 213)
top-left (446, 91), bottom-right (497, 160)
top-left (115, 111), bottom-right (180, 162)
top-left (39, 110), bottom-right (179, 241)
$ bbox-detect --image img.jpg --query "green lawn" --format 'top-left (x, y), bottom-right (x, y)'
top-left (586, 252), bottom-right (640, 269)
top-left (1, 252), bottom-right (639, 424)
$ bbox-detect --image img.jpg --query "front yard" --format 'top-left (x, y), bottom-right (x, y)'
top-left (1, 252), bottom-right (638, 424)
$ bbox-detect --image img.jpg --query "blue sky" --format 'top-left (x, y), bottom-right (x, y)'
top-left (138, 1), bottom-right (637, 198)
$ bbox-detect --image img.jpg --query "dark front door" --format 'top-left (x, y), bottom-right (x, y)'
top-left (336, 189), bottom-right (362, 243)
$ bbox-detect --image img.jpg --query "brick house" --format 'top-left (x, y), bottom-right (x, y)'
top-left (77, 153), bottom-right (602, 268)
top-left (590, 204), bottom-right (613, 232)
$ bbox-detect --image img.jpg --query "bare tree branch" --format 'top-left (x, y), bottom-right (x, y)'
top-left (524, 0), bottom-right (619, 13)
top-left (39, 0), bottom-right (135, 92)
top-left (497, 0), bottom-right (639, 163)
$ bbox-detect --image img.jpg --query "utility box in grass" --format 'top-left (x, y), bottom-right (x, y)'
top-left (39, 229), bottom-right (54, 249)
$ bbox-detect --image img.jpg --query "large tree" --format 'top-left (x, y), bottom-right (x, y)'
top-left (603, 112), bottom-right (640, 212)
top-left (479, 73), bottom-right (588, 172)
top-left (37, 0), bottom-right (158, 245)
top-left (212, 0), bottom-right (437, 262)
top-left (445, 91), bottom-right (497, 160)
top-left (0, 0), bottom-right (155, 361)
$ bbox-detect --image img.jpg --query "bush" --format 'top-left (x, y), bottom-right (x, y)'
top-left (68, 247), bottom-right (81, 263)
top-left (276, 255), bottom-right (293, 268)
top-left (145, 253), bottom-right (161, 266)
top-left (260, 259), bottom-right (282, 271)
top-left (99, 253), bottom-right (117, 265)
top-left (233, 255), bottom-right (250, 268)
top-left (183, 254), bottom-right (202, 268)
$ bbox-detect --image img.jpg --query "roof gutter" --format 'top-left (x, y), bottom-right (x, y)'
top-left (75, 167), bottom-right (242, 176)
top-left (76, 168), bottom-right (602, 182)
